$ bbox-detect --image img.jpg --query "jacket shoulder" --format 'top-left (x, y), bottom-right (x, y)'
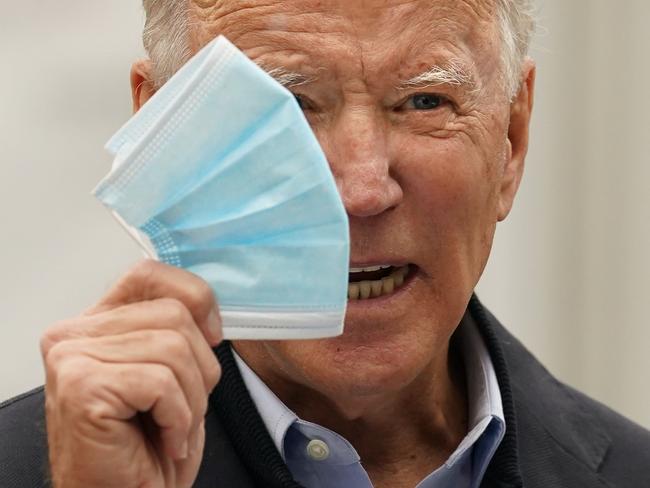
top-left (472, 298), bottom-right (650, 488)
top-left (0, 386), bottom-right (51, 488)
top-left (505, 329), bottom-right (650, 486)
top-left (564, 384), bottom-right (650, 486)
top-left (505, 330), bottom-right (650, 486)
top-left (514, 371), bottom-right (650, 488)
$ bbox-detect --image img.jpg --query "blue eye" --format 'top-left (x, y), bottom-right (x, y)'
top-left (411, 94), bottom-right (443, 110)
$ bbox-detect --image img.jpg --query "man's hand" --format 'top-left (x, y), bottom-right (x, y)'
top-left (40, 260), bottom-right (223, 488)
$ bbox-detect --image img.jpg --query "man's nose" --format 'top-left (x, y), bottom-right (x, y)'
top-left (325, 108), bottom-right (403, 218)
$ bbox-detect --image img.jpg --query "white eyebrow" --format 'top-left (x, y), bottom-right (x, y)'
top-left (261, 65), bottom-right (318, 88)
top-left (397, 60), bottom-right (476, 91)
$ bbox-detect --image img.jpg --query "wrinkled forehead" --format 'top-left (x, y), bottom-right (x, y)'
top-left (189, 0), bottom-right (502, 88)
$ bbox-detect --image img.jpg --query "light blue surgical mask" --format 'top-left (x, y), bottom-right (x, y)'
top-left (93, 36), bottom-right (349, 340)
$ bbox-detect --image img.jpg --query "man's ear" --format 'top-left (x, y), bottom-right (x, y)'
top-left (497, 58), bottom-right (536, 222)
top-left (130, 59), bottom-right (157, 113)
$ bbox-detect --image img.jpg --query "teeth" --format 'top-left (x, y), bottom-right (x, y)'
top-left (348, 283), bottom-right (360, 300)
top-left (349, 264), bottom-right (392, 273)
top-left (393, 271), bottom-right (404, 287)
top-left (359, 281), bottom-right (371, 299)
top-left (382, 276), bottom-right (394, 294)
top-left (370, 280), bottom-right (383, 297)
top-left (347, 265), bottom-right (411, 300)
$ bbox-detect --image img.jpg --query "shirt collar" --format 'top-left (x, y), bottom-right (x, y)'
top-left (445, 312), bottom-right (505, 470)
top-left (233, 313), bottom-right (505, 461)
top-left (460, 310), bottom-right (504, 427)
top-left (233, 349), bottom-right (298, 458)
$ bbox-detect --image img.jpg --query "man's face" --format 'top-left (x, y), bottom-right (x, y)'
top-left (184, 0), bottom-right (532, 403)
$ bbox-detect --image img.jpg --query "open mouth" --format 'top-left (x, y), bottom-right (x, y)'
top-left (347, 264), bottom-right (412, 300)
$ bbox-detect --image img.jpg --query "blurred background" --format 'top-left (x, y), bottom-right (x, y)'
top-left (0, 1), bottom-right (648, 428)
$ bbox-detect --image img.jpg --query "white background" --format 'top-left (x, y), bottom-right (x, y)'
top-left (1, 1), bottom-right (648, 428)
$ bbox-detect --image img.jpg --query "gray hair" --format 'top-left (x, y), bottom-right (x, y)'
top-left (142, 0), bottom-right (192, 89)
top-left (142, 0), bottom-right (535, 98)
top-left (495, 0), bottom-right (536, 98)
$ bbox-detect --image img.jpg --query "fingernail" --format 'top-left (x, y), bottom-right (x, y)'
top-left (191, 420), bottom-right (205, 455)
top-left (207, 308), bottom-right (222, 344)
top-left (178, 440), bottom-right (189, 459)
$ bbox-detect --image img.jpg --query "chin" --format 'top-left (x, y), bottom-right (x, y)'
top-left (294, 322), bottom-right (437, 397)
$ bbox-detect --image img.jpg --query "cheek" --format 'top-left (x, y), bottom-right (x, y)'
top-left (394, 133), bottom-right (501, 275)
top-left (399, 135), bottom-right (495, 220)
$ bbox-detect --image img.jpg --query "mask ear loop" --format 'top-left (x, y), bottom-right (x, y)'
top-left (110, 211), bottom-right (157, 260)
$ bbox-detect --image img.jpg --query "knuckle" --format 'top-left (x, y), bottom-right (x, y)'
top-left (152, 366), bottom-right (178, 394)
top-left (158, 298), bottom-right (193, 326)
top-left (122, 259), bottom-right (161, 292)
top-left (39, 319), bottom-right (74, 359)
top-left (157, 329), bottom-right (191, 359)
top-left (79, 399), bottom-right (113, 426)
top-left (128, 259), bottom-right (159, 282)
top-left (187, 278), bottom-right (215, 310)
top-left (206, 359), bottom-right (222, 390)
top-left (40, 331), bottom-right (58, 360)
top-left (43, 340), bottom-right (74, 369)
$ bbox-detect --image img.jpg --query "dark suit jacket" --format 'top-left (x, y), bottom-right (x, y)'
top-left (1, 296), bottom-right (649, 487)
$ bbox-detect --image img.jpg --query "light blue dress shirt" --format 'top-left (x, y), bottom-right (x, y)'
top-left (233, 317), bottom-right (505, 488)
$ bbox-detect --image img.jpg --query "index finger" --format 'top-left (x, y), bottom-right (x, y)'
top-left (88, 259), bottom-right (222, 345)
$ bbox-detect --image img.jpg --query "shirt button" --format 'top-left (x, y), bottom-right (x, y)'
top-left (306, 439), bottom-right (330, 461)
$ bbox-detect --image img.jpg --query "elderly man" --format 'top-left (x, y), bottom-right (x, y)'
top-left (1, 0), bottom-right (649, 487)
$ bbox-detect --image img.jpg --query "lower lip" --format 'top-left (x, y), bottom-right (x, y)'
top-left (346, 265), bottom-right (420, 308)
